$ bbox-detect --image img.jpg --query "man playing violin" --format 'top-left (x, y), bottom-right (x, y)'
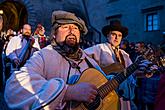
top-left (5, 24), bottom-right (40, 73)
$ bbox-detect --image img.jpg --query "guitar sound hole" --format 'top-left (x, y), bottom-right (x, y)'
top-left (84, 95), bottom-right (101, 110)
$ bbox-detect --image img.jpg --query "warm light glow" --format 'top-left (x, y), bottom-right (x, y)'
top-left (0, 10), bottom-right (3, 14)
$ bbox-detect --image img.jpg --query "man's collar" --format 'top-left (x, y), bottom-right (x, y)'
top-left (107, 42), bottom-right (119, 51)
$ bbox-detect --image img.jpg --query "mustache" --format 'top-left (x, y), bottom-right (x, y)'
top-left (23, 32), bottom-right (31, 35)
top-left (66, 33), bottom-right (77, 39)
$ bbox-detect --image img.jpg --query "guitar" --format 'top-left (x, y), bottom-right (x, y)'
top-left (70, 57), bottom-right (142, 110)
top-left (101, 62), bottom-right (124, 75)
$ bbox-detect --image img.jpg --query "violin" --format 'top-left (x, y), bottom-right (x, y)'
top-left (12, 37), bottom-right (35, 70)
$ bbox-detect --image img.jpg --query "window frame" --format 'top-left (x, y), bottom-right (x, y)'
top-left (144, 12), bottom-right (160, 32)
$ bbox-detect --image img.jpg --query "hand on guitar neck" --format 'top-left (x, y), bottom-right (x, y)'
top-left (101, 59), bottom-right (154, 78)
top-left (135, 65), bottom-right (153, 78)
top-left (133, 59), bottom-right (162, 78)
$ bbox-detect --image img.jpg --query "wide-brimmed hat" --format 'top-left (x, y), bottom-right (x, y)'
top-left (52, 10), bottom-right (88, 35)
top-left (102, 20), bottom-right (128, 38)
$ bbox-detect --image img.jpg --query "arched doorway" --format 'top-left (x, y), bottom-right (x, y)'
top-left (0, 1), bottom-right (28, 31)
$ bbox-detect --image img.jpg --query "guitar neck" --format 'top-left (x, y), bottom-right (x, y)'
top-left (98, 62), bottom-right (139, 98)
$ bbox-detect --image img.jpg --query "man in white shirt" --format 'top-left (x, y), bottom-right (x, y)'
top-left (6, 24), bottom-right (40, 69)
top-left (84, 20), bottom-right (147, 110)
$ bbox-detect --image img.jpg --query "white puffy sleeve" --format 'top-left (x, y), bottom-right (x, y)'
top-left (4, 50), bottom-right (68, 110)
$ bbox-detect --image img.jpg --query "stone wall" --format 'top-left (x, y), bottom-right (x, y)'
top-left (0, 0), bottom-right (165, 44)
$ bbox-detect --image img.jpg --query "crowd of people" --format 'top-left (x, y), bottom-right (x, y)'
top-left (0, 10), bottom-right (164, 110)
top-left (119, 40), bottom-right (165, 110)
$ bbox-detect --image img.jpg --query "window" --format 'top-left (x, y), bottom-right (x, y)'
top-left (145, 13), bottom-right (160, 31)
top-left (142, 5), bottom-right (163, 32)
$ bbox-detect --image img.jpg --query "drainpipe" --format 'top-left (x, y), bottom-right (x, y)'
top-left (82, 0), bottom-right (101, 43)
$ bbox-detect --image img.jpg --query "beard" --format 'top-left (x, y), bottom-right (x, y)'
top-left (62, 41), bottom-right (79, 54)
top-left (23, 33), bottom-right (31, 40)
top-left (58, 34), bottom-right (80, 54)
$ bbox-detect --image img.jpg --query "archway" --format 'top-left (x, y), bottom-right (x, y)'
top-left (0, 1), bottom-right (28, 31)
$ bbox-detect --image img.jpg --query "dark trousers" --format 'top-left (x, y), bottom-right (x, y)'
top-left (137, 103), bottom-right (154, 110)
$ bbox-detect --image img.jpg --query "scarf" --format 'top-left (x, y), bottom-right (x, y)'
top-left (51, 39), bottom-right (82, 61)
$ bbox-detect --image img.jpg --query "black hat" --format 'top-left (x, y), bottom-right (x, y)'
top-left (102, 20), bottom-right (128, 38)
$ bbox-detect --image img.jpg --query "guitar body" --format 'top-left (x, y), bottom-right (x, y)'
top-left (70, 55), bottom-right (158, 110)
top-left (71, 68), bottom-right (119, 110)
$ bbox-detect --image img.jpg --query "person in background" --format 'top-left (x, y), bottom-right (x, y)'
top-left (85, 20), bottom-right (151, 110)
top-left (2, 28), bottom-right (15, 82)
top-left (3, 28), bottom-right (15, 53)
top-left (0, 15), bottom-right (6, 91)
top-left (154, 34), bottom-right (165, 110)
top-left (5, 24), bottom-right (40, 73)
top-left (34, 24), bottom-right (49, 49)
top-left (154, 69), bottom-right (165, 110)
top-left (120, 39), bottom-right (136, 61)
top-left (129, 42), bottom-right (136, 62)
top-left (134, 42), bottom-right (160, 110)
top-left (120, 39), bottom-right (130, 51)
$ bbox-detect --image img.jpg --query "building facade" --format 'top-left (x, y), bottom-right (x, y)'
top-left (0, 0), bottom-right (165, 45)
top-left (86, 0), bottom-right (165, 44)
